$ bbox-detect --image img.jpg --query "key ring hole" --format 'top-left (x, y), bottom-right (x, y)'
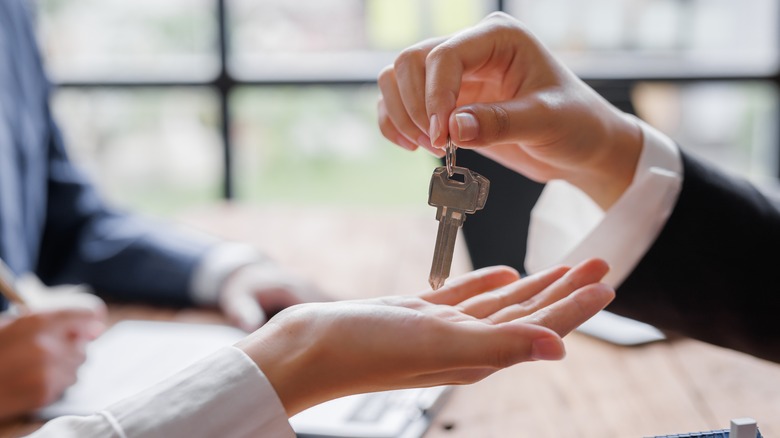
top-left (448, 172), bottom-right (465, 183)
top-left (445, 137), bottom-right (456, 177)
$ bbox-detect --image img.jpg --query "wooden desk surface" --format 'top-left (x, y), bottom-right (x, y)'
top-left (3, 203), bottom-right (778, 437)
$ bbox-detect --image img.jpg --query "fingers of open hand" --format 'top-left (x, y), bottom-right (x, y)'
top-left (479, 258), bottom-right (610, 323)
top-left (419, 265), bottom-right (520, 306)
top-left (457, 265), bottom-right (569, 319)
top-left (521, 283), bottom-right (615, 338)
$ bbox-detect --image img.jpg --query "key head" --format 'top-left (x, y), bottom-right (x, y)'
top-left (428, 166), bottom-right (490, 213)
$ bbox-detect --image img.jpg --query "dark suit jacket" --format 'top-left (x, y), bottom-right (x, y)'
top-left (0, 1), bottom-right (212, 310)
top-left (461, 139), bottom-right (780, 363)
top-left (610, 149), bottom-right (780, 363)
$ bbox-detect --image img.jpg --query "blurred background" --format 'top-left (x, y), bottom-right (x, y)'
top-left (31, 0), bottom-right (780, 217)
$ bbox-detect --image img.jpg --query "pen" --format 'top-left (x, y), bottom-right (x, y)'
top-left (0, 258), bottom-right (29, 314)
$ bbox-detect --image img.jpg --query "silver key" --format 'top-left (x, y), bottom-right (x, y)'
top-left (427, 164), bottom-right (489, 290)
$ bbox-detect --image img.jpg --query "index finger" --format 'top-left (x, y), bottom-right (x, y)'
top-left (425, 12), bottom-right (536, 147)
top-left (520, 284), bottom-right (616, 337)
top-left (392, 36), bottom-right (447, 143)
top-left (419, 265), bottom-right (519, 305)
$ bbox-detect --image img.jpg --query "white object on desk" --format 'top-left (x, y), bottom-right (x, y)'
top-left (38, 320), bottom-right (248, 419)
top-left (576, 310), bottom-right (666, 346)
top-left (731, 417), bottom-right (759, 438)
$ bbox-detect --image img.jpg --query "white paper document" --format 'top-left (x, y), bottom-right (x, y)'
top-left (39, 320), bottom-right (248, 419)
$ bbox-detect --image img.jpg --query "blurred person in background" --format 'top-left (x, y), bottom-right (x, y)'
top-left (378, 12), bottom-right (780, 363)
top-left (0, 0), bottom-right (328, 420)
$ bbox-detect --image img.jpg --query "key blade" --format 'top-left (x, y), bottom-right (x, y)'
top-left (428, 208), bottom-right (463, 290)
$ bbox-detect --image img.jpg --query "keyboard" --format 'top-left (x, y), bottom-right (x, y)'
top-left (291, 386), bottom-right (452, 438)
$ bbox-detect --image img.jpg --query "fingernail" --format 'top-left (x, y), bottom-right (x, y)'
top-left (429, 114), bottom-right (440, 144)
top-left (430, 147), bottom-right (445, 158)
top-left (456, 112), bottom-right (479, 141)
top-left (531, 337), bottom-right (564, 361)
top-left (417, 135), bottom-right (432, 149)
top-left (396, 136), bottom-right (417, 150)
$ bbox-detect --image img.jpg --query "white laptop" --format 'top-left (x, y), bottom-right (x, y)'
top-left (38, 320), bottom-right (451, 438)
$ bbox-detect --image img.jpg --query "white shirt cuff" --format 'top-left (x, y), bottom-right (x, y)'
top-left (190, 243), bottom-right (270, 306)
top-left (106, 346), bottom-right (294, 438)
top-left (525, 114), bottom-right (683, 288)
top-left (29, 346), bottom-right (294, 438)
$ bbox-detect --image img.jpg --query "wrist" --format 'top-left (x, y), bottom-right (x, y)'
top-left (236, 309), bottom-right (324, 416)
top-left (571, 109), bottom-right (643, 210)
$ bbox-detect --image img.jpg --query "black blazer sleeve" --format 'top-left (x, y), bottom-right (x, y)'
top-left (608, 149), bottom-right (780, 363)
top-left (36, 117), bottom-right (213, 306)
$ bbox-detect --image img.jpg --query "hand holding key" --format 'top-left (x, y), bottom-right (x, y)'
top-left (428, 139), bottom-right (489, 289)
top-left (377, 12), bottom-right (642, 210)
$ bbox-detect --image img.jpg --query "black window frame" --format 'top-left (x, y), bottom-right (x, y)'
top-left (50, 0), bottom-right (780, 201)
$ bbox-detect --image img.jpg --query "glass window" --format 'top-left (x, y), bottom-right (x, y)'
top-left (34, 0), bottom-right (780, 218)
top-left (231, 85), bottom-right (438, 210)
top-left (34, 0), bottom-right (218, 82)
top-left (506, 0), bottom-right (779, 184)
top-left (227, 0), bottom-right (497, 81)
top-left (633, 81), bottom-right (779, 186)
top-left (506, 0), bottom-right (779, 79)
top-left (51, 88), bottom-right (224, 215)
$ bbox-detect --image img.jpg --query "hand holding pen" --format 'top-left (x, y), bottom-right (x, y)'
top-left (0, 259), bottom-right (107, 420)
top-left (0, 259), bottom-right (29, 314)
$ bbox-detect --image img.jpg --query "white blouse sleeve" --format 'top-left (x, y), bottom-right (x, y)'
top-left (525, 115), bottom-right (683, 288)
top-left (28, 346), bottom-right (294, 438)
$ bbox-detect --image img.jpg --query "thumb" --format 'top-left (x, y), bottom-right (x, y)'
top-left (448, 99), bottom-right (545, 148)
top-left (451, 322), bottom-right (566, 369)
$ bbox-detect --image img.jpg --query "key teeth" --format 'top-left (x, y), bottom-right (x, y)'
top-left (429, 277), bottom-right (444, 291)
